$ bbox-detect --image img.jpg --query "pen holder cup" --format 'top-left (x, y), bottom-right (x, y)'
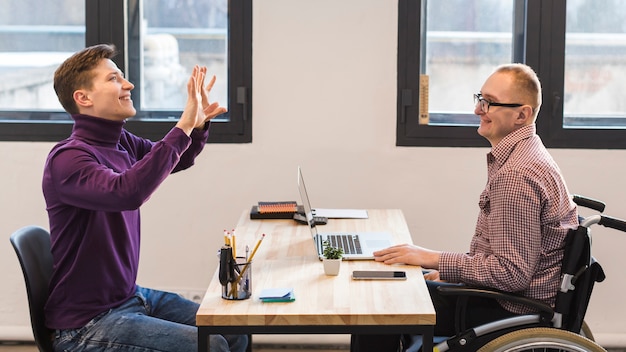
top-left (222, 258), bottom-right (252, 300)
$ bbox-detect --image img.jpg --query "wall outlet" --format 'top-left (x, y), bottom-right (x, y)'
top-left (188, 290), bottom-right (205, 304)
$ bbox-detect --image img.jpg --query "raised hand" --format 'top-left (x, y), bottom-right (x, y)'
top-left (176, 66), bottom-right (226, 135)
top-left (200, 69), bottom-right (227, 124)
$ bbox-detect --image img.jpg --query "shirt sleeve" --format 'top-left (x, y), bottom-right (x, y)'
top-left (48, 127), bottom-right (193, 212)
top-left (172, 125), bottom-right (209, 173)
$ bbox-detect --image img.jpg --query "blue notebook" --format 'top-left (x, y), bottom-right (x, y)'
top-left (259, 287), bottom-right (295, 302)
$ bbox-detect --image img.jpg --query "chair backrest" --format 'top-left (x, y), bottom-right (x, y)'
top-left (554, 225), bottom-right (605, 333)
top-left (10, 226), bottom-right (54, 352)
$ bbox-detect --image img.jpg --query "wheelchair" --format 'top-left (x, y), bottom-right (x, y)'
top-left (427, 195), bottom-right (626, 352)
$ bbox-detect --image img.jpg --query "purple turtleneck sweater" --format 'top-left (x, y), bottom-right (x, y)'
top-left (42, 114), bottom-right (209, 330)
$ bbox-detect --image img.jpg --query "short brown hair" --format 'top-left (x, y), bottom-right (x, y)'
top-left (494, 63), bottom-right (542, 119)
top-left (53, 44), bottom-right (118, 115)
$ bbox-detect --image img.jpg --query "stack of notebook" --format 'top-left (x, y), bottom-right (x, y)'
top-left (249, 201), bottom-right (303, 219)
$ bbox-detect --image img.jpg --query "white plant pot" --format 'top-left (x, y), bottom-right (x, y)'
top-left (323, 258), bottom-right (341, 276)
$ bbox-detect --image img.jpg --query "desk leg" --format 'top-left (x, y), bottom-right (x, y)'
top-left (421, 326), bottom-right (434, 351)
top-left (198, 328), bottom-right (209, 352)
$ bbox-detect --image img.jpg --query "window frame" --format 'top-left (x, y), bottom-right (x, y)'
top-left (397, 0), bottom-right (626, 149)
top-left (0, 0), bottom-right (252, 143)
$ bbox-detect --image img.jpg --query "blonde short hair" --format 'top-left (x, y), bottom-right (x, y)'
top-left (494, 63), bottom-right (542, 119)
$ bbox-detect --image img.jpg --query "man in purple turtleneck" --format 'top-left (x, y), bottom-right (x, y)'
top-left (42, 44), bottom-right (247, 352)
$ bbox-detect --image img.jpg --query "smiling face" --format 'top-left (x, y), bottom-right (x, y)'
top-left (73, 59), bottom-right (136, 121)
top-left (476, 71), bottom-right (529, 147)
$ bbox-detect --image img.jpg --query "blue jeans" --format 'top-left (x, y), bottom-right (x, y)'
top-left (53, 286), bottom-right (248, 352)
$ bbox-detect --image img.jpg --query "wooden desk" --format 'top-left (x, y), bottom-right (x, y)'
top-left (196, 209), bottom-right (436, 351)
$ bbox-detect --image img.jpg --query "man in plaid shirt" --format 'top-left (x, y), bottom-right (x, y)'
top-left (351, 63), bottom-right (578, 351)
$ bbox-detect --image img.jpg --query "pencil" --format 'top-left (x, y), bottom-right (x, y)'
top-left (247, 233), bottom-right (265, 263)
top-left (224, 229), bottom-right (230, 246)
top-left (229, 234), bottom-right (265, 296)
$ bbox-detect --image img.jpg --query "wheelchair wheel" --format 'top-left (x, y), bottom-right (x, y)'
top-left (475, 327), bottom-right (606, 352)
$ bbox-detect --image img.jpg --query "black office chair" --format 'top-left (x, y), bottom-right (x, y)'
top-left (10, 225), bottom-right (54, 352)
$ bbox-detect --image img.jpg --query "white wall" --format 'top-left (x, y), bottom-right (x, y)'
top-left (2, 0), bottom-right (626, 346)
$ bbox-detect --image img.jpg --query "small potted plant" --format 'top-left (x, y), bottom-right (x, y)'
top-left (322, 240), bottom-right (343, 276)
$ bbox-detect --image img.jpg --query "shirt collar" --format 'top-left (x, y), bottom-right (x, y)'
top-left (488, 124), bottom-right (536, 166)
top-left (70, 114), bottom-right (125, 147)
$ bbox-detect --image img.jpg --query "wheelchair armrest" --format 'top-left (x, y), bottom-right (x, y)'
top-left (436, 285), bottom-right (554, 316)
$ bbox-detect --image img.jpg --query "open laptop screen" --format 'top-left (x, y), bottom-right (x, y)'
top-left (297, 166), bottom-right (318, 238)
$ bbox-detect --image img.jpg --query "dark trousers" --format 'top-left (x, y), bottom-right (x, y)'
top-left (350, 280), bottom-right (519, 352)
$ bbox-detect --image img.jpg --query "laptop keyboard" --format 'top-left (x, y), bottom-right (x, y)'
top-left (326, 234), bottom-right (363, 254)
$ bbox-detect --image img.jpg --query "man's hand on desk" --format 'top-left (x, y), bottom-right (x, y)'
top-left (372, 243), bottom-right (441, 269)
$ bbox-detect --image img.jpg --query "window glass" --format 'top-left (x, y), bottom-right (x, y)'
top-left (564, 0), bottom-right (626, 127)
top-left (142, 0), bottom-right (228, 113)
top-left (0, 0), bottom-right (84, 113)
top-left (424, 0), bottom-right (514, 125)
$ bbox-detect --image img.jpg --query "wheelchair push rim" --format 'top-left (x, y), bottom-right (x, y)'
top-left (475, 327), bottom-right (606, 352)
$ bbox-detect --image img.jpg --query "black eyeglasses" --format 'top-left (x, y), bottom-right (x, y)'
top-left (474, 93), bottom-right (523, 113)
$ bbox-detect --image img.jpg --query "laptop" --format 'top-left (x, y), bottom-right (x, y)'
top-left (297, 167), bottom-right (394, 260)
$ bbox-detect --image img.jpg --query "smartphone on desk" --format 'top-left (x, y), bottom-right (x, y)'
top-left (352, 270), bottom-right (407, 280)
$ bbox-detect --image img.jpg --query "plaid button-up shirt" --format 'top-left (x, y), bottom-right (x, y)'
top-left (439, 124), bottom-right (578, 314)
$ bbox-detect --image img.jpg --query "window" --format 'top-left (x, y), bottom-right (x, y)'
top-left (563, 0), bottom-right (626, 127)
top-left (141, 0), bottom-right (228, 111)
top-left (0, 0), bottom-right (251, 143)
top-left (397, 0), bottom-right (626, 149)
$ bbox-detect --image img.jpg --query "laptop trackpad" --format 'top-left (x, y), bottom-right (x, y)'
top-left (364, 239), bottom-right (392, 250)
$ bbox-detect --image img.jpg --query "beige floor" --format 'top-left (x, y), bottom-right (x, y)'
top-left (0, 342), bottom-right (349, 352)
top-left (0, 333), bottom-right (351, 351)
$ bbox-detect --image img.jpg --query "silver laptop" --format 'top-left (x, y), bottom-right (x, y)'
top-left (297, 167), bottom-right (394, 260)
